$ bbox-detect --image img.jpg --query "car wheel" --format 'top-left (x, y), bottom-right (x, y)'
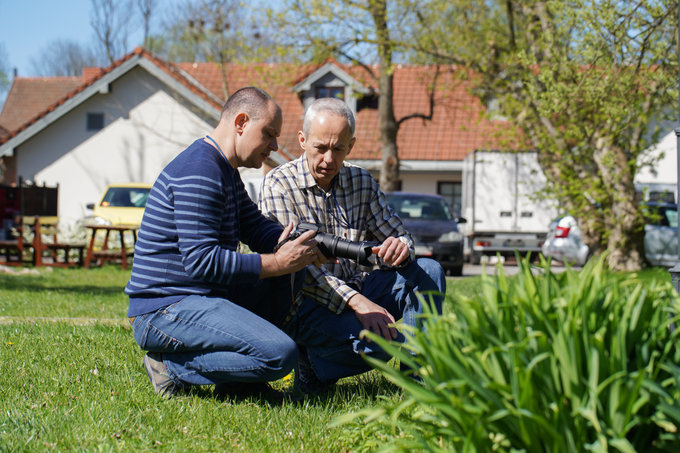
top-left (471, 252), bottom-right (482, 265)
top-left (449, 265), bottom-right (463, 277)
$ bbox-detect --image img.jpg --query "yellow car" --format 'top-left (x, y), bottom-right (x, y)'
top-left (87, 183), bottom-right (152, 226)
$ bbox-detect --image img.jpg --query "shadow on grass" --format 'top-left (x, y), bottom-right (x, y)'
top-left (335, 374), bottom-right (401, 400)
top-left (164, 370), bottom-right (402, 407)
top-left (166, 383), bottom-right (291, 407)
top-left (288, 370), bottom-right (402, 406)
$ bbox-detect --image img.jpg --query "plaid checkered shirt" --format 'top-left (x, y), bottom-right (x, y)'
top-left (258, 154), bottom-right (414, 314)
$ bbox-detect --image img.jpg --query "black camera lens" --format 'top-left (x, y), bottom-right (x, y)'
top-left (290, 222), bottom-right (375, 266)
top-left (315, 232), bottom-right (374, 266)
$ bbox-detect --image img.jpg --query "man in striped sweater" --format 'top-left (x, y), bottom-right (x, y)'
top-left (125, 87), bottom-right (324, 399)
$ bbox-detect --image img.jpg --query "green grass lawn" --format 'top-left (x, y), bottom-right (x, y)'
top-left (0, 266), bottom-right (476, 451)
top-left (0, 265), bottom-right (672, 451)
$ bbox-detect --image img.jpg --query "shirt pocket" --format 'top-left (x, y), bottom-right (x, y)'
top-left (341, 227), bottom-right (365, 242)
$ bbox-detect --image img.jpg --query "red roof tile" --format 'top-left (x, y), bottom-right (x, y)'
top-left (175, 62), bottom-right (310, 158)
top-left (0, 49), bottom-right (515, 161)
top-left (0, 76), bottom-right (82, 133)
top-left (178, 61), bottom-right (513, 161)
top-left (81, 67), bottom-right (105, 82)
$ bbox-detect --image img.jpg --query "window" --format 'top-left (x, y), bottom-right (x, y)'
top-left (357, 94), bottom-right (378, 111)
top-left (86, 113), bottom-right (104, 131)
top-left (438, 182), bottom-right (462, 216)
top-left (386, 194), bottom-right (453, 221)
top-left (315, 86), bottom-right (344, 99)
top-left (101, 187), bottom-right (151, 208)
top-left (643, 204), bottom-right (678, 228)
top-left (648, 190), bottom-right (675, 203)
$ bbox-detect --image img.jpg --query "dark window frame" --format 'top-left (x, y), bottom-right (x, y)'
top-left (315, 86), bottom-right (345, 100)
top-left (86, 113), bottom-right (104, 131)
top-left (437, 181), bottom-right (462, 216)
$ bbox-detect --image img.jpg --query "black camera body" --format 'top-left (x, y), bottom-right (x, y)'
top-left (278, 222), bottom-right (375, 266)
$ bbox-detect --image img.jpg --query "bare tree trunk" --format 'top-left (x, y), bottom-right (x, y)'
top-left (607, 204), bottom-right (646, 271)
top-left (369, 0), bottom-right (400, 192)
top-left (579, 215), bottom-right (605, 258)
top-left (378, 70), bottom-right (399, 191)
top-left (592, 139), bottom-right (646, 270)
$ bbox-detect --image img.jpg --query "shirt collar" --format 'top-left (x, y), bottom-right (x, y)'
top-left (296, 154), bottom-right (316, 189)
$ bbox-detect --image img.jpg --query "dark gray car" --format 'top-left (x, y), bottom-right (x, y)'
top-left (386, 192), bottom-right (466, 276)
top-left (643, 202), bottom-right (678, 267)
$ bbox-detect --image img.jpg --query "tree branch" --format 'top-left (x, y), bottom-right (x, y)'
top-left (397, 64), bottom-right (440, 126)
top-left (331, 45), bottom-right (378, 80)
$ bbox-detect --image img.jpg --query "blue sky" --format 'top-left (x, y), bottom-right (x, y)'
top-left (0, 0), bottom-right (185, 78)
top-left (1, 0), bottom-right (102, 77)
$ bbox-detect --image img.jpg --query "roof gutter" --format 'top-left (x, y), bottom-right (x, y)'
top-left (348, 159), bottom-right (464, 172)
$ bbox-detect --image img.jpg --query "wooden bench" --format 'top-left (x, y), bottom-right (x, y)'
top-left (0, 217), bottom-right (30, 266)
top-left (29, 217), bottom-right (86, 267)
top-left (0, 239), bottom-right (28, 266)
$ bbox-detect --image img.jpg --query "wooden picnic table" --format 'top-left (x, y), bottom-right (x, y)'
top-left (83, 224), bottom-right (139, 270)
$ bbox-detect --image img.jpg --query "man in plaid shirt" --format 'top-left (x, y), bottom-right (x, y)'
top-left (259, 98), bottom-right (446, 394)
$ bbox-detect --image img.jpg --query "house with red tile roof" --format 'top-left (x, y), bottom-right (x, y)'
top-left (0, 47), bottom-right (510, 225)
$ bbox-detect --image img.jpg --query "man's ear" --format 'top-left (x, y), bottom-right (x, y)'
top-left (234, 113), bottom-right (249, 134)
top-left (297, 130), bottom-right (306, 151)
top-left (346, 137), bottom-right (357, 156)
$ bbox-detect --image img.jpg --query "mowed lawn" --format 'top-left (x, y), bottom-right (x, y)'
top-left (0, 265), bottom-right (480, 452)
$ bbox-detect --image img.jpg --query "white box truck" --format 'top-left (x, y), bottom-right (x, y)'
top-left (461, 150), bottom-right (557, 264)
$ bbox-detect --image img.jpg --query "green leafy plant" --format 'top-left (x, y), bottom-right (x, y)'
top-left (343, 256), bottom-right (680, 452)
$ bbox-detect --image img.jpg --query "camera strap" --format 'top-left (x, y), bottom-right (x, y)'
top-left (330, 186), bottom-right (351, 230)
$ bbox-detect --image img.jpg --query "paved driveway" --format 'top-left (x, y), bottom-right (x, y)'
top-left (449, 262), bottom-right (570, 279)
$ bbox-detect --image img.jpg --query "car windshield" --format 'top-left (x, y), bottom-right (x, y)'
top-left (387, 195), bottom-right (453, 221)
top-left (101, 187), bottom-right (150, 208)
top-left (644, 205), bottom-right (678, 228)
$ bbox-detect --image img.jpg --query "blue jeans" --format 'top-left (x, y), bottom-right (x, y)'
top-left (131, 276), bottom-right (300, 388)
top-left (284, 258), bottom-right (445, 382)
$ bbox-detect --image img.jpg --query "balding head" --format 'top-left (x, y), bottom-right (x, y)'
top-left (302, 97), bottom-right (355, 137)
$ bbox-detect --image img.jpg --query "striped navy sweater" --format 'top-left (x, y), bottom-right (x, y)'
top-left (125, 139), bottom-right (283, 317)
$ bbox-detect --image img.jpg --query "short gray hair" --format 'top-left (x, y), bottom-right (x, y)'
top-left (302, 98), bottom-right (355, 136)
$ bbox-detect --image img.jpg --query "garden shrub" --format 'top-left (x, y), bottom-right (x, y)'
top-left (343, 256), bottom-right (680, 452)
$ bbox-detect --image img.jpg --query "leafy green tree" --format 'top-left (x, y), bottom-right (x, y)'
top-left (270, 0), bottom-right (437, 192)
top-left (409, 0), bottom-right (677, 270)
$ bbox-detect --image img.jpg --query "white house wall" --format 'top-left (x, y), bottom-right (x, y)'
top-left (15, 66), bottom-right (215, 225)
top-left (360, 168), bottom-right (461, 194)
top-left (635, 129), bottom-right (678, 200)
top-left (399, 172), bottom-right (461, 193)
